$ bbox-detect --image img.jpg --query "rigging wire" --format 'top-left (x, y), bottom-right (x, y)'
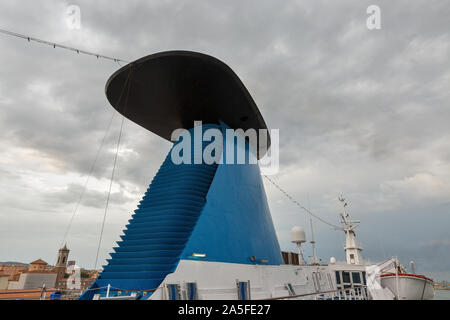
top-left (57, 41), bottom-right (126, 257)
top-left (93, 115), bottom-right (124, 269)
top-left (262, 175), bottom-right (341, 229)
top-left (0, 27), bottom-right (129, 64)
top-left (58, 110), bottom-right (117, 252)
top-left (93, 66), bottom-right (134, 269)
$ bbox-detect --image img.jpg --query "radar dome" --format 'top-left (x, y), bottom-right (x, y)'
top-left (290, 226), bottom-right (306, 244)
top-left (330, 257), bottom-right (336, 264)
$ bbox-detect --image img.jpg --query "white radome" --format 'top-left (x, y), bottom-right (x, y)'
top-left (329, 257), bottom-right (336, 264)
top-left (290, 226), bottom-right (306, 244)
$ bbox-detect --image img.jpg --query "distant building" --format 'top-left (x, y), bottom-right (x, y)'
top-left (54, 244), bottom-right (70, 284)
top-left (0, 264), bottom-right (28, 278)
top-left (7, 259), bottom-right (57, 290)
top-left (0, 274), bottom-right (9, 290)
top-left (0, 288), bottom-right (58, 300)
top-left (28, 259), bottom-right (48, 272)
top-left (1, 245), bottom-right (75, 294)
top-left (8, 272), bottom-right (57, 290)
top-left (8, 273), bottom-right (20, 282)
top-left (57, 267), bottom-right (100, 293)
top-left (57, 276), bottom-right (96, 293)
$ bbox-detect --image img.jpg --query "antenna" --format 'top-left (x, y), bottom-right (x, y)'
top-left (338, 196), bottom-right (360, 231)
top-left (338, 195), bottom-right (349, 223)
top-left (290, 226), bottom-right (306, 265)
top-left (309, 216), bottom-right (320, 265)
top-left (307, 195), bottom-right (320, 265)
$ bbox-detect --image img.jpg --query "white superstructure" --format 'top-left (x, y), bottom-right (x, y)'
top-left (150, 260), bottom-right (369, 300)
top-left (95, 198), bottom-right (434, 301)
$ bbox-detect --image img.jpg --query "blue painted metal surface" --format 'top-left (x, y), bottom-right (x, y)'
top-left (181, 122), bottom-right (282, 265)
top-left (79, 122), bottom-right (282, 299)
top-left (80, 124), bottom-right (219, 299)
top-left (50, 291), bottom-right (62, 300)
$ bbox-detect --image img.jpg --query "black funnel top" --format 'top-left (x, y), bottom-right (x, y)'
top-left (105, 51), bottom-right (270, 158)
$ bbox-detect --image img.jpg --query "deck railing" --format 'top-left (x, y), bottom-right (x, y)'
top-left (264, 286), bottom-right (369, 300)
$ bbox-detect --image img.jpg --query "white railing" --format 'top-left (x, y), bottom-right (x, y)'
top-left (264, 286), bottom-right (369, 300)
top-left (315, 287), bottom-right (368, 300)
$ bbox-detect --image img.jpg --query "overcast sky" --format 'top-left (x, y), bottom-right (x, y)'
top-left (0, 0), bottom-right (449, 280)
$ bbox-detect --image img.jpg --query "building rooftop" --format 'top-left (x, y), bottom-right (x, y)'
top-left (29, 259), bottom-right (48, 265)
top-left (23, 270), bottom-right (57, 274)
top-left (0, 288), bottom-right (58, 300)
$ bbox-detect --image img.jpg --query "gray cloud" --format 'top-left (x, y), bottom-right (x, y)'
top-left (422, 239), bottom-right (450, 250)
top-left (0, 0), bottom-right (449, 274)
top-left (42, 183), bottom-right (135, 209)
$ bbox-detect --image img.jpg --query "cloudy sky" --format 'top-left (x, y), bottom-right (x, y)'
top-left (0, 0), bottom-right (449, 280)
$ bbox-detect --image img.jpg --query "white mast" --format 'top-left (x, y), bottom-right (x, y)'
top-left (309, 216), bottom-right (320, 265)
top-left (338, 197), bottom-right (363, 265)
top-left (307, 196), bottom-right (320, 265)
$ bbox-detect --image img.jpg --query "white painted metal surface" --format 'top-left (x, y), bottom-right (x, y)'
top-left (149, 260), bottom-right (369, 300)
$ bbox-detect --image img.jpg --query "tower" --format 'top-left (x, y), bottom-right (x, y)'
top-left (338, 198), bottom-right (363, 265)
top-left (55, 244), bottom-right (70, 283)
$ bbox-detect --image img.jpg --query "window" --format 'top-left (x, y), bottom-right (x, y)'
top-left (335, 271), bottom-right (341, 284)
top-left (342, 271), bottom-right (350, 283)
top-left (328, 273), bottom-right (334, 290)
top-left (186, 282), bottom-right (198, 300)
top-left (312, 272), bottom-right (320, 292)
top-left (167, 284), bottom-right (181, 300)
top-left (237, 281), bottom-right (251, 300)
top-left (352, 272), bottom-right (361, 284)
top-left (362, 271), bottom-right (367, 285)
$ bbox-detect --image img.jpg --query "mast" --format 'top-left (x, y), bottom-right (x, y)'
top-left (309, 216), bottom-right (320, 265)
top-left (338, 197), bottom-right (363, 265)
top-left (307, 196), bottom-right (320, 265)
